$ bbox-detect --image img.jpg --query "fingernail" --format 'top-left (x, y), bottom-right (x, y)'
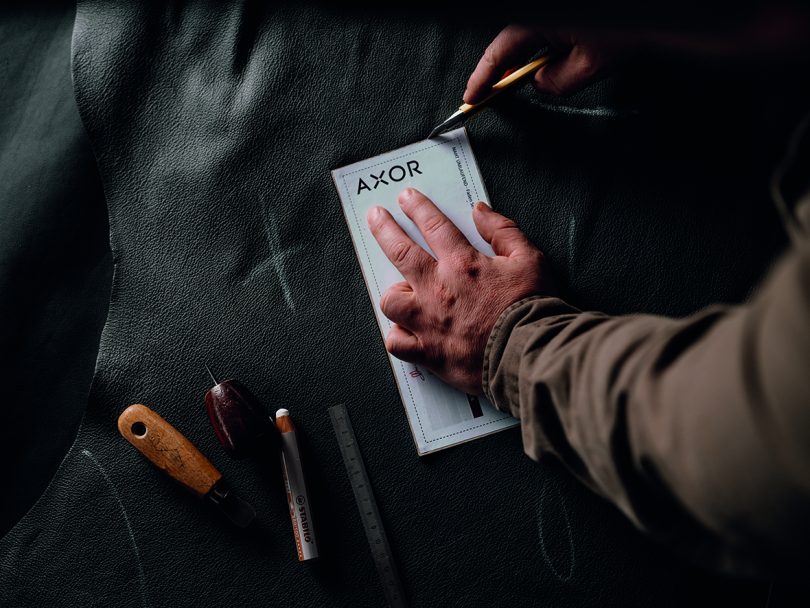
top-left (399, 188), bottom-right (415, 205)
top-left (367, 206), bottom-right (382, 224)
top-left (474, 201), bottom-right (489, 212)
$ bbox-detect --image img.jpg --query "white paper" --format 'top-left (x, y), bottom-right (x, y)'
top-left (332, 127), bottom-right (519, 455)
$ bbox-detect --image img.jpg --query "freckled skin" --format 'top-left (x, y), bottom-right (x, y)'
top-left (367, 188), bottom-right (553, 395)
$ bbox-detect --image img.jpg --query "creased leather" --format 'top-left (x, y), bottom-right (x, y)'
top-left (0, 3), bottom-right (111, 536)
top-left (3, 1), bottom-right (806, 605)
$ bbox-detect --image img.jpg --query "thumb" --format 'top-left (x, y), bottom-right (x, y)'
top-left (464, 25), bottom-right (546, 105)
top-left (473, 203), bottom-right (534, 257)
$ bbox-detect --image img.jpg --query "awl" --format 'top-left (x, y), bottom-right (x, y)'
top-left (118, 403), bottom-right (256, 527)
top-left (203, 365), bottom-right (279, 459)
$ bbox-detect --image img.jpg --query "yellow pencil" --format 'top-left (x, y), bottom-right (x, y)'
top-left (428, 54), bottom-right (552, 138)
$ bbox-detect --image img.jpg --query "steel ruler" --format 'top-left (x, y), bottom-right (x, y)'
top-left (328, 404), bottom-right (408, 608)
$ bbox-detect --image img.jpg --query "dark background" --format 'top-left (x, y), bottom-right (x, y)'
top-left (0, 2), bottom-right (111, 540)
top-left (1, 1), bottom-right (807, 606)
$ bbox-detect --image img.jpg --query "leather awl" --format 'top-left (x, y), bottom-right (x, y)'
top-left (203, 367), bottom-right (280, 459)
top-left (118, 403), bottom-right (256, 527)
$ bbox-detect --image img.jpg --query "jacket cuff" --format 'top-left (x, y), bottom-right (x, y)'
top-left (482, 295), bottom-right (580, 415)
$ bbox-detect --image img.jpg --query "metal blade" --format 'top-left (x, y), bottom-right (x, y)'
top-left (428, 109), bottom-right (465, 139)
top-left (206, 480), bottom-right (256, 528)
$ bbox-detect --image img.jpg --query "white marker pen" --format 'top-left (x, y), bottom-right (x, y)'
top-left (275, 408), bottom-right (319, 561)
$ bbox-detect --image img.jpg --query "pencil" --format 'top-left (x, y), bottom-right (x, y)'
top-left (276, 408), bottom-right (319, 561)
top-left (428, 54), bottom-right (552, 138)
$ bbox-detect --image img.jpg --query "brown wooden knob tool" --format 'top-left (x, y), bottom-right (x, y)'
top-left (204, 366), bottom-right (280, 459)
top-left (118, 404), bottom-right (256, 527)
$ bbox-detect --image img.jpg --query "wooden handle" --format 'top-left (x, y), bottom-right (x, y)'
top-left (118, 404), bottom-right (222, 498)
top-left (459, 54), bottom-right (553, 113)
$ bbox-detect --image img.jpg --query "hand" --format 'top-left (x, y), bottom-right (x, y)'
top-left (464, 24), bottom-right (633, 102)
top-left (464, 11), bottom-right (810, 105)
top-left (366, 188), bottom-right (553, 395)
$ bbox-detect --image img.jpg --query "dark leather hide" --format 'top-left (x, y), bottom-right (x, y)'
top-left (3, 2), bottom-right (804, 606)
top-left (0, 3), bottom-right (111, 537)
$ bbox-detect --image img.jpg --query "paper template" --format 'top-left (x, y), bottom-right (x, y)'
top-left (332, 128), bottom-right (519, 455)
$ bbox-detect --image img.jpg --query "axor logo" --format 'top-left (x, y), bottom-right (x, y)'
top-left (357, 160), bottom-right (422, 195)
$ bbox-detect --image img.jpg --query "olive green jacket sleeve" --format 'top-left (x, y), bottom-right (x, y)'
top-left (483, 174), bottom-right (810, 576)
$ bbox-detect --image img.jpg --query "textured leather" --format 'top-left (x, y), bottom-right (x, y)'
top-left (3, 1), bottom-right (806, 605)
top-left (0, 3), bottom-right (111, 536)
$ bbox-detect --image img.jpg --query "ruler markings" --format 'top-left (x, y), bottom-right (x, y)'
top-left (329, 404), bottom-right (408, 608)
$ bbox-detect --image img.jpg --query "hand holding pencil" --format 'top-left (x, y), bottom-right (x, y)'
top-left (430, 24), bottom-right (629, 137)
top-left (463, 25), bottom-right (617, 103)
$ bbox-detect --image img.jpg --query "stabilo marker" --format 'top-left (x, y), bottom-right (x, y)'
top-left (276, 408), bottom-right (319, 561)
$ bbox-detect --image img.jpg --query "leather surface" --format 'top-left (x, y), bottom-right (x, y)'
top-left (3, 2), bottom-right (806, 605)
top-left (0, 3), bottom-right (111, 536)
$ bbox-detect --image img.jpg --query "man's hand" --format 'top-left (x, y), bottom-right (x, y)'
top-left (464, 24), bottom-right (633, 103)
top-left (367, 188), bottom-right (552, 395)
top-left (464, 11), bottom-right (810, 106)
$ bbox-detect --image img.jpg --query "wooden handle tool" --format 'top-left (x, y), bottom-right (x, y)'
top-left (118, 403), bottom-right (256, 527)
top-left (203, 366), bottom-right (279, 459)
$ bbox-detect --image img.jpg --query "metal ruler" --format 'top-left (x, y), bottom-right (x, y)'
top-left (328, 404), bottom-right (408, 608)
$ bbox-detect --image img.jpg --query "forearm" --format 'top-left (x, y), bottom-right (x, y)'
top-left (483, 242), bottom-right (810, 575)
